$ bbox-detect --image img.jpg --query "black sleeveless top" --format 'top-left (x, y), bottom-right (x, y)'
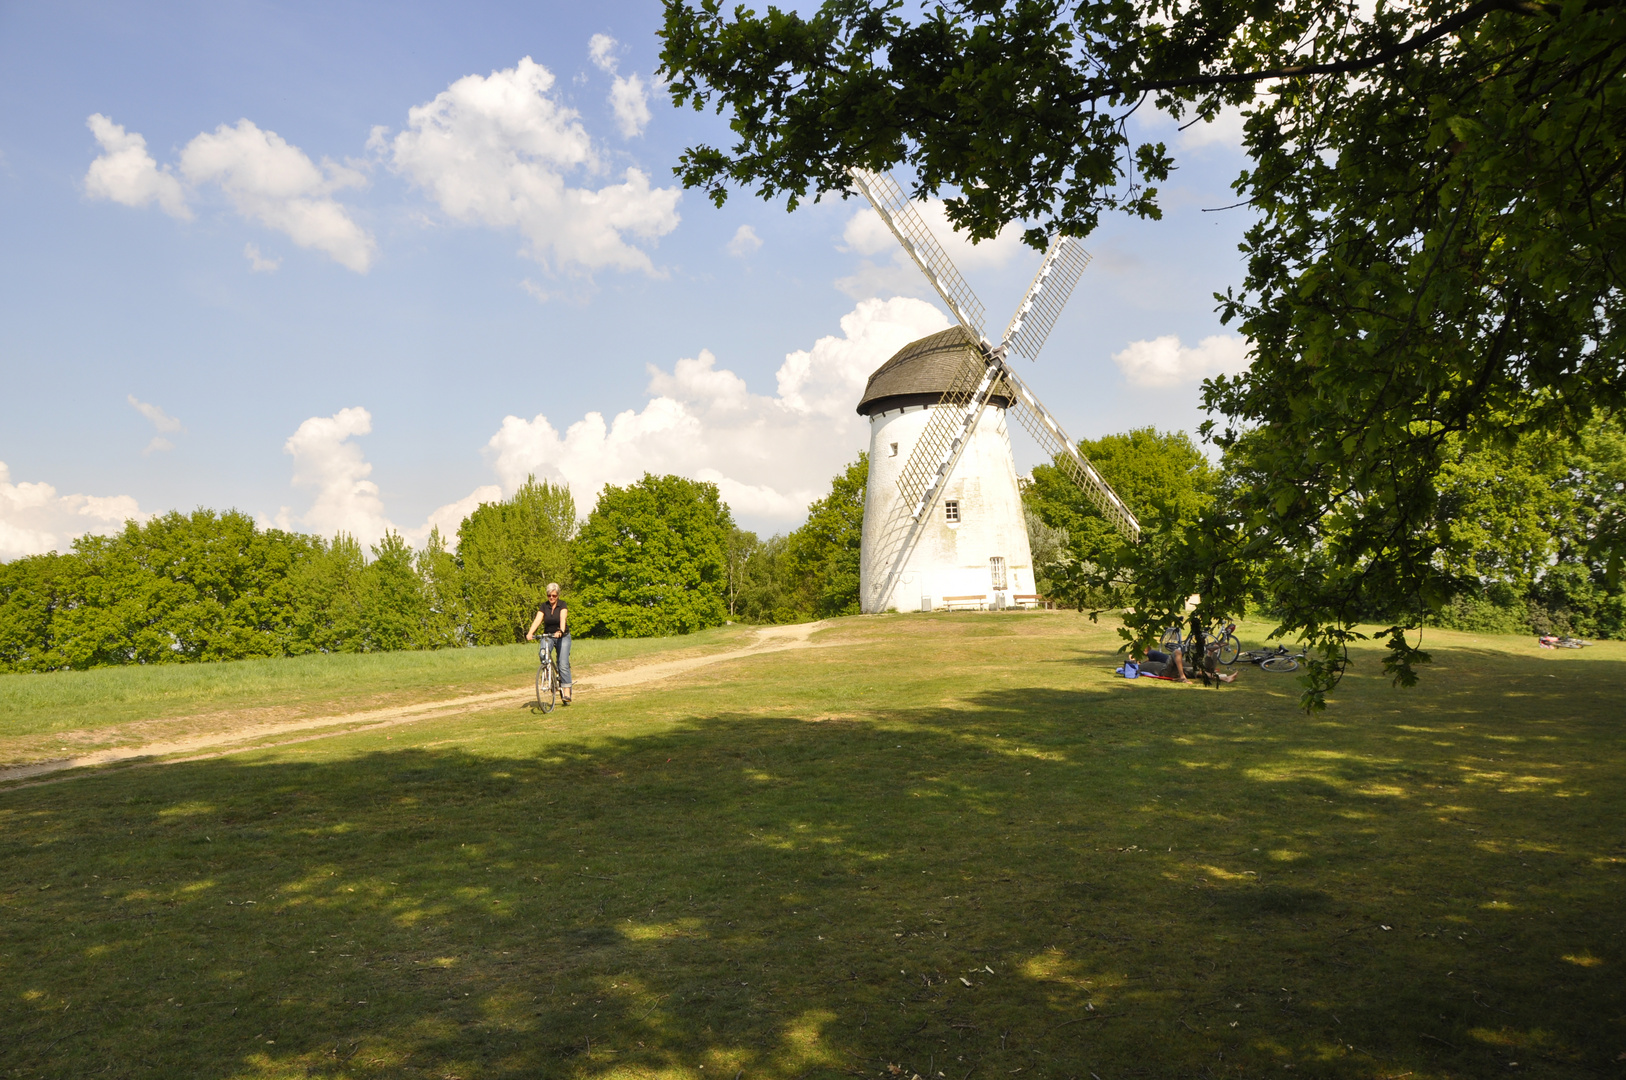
top-left (538, 598), bottom-right (567, 635)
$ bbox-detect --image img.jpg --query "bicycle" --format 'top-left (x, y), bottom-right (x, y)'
top-left (535, 641), bottom-right (559, 713)
top-left (1236, 645), bottom-right (1305, 672)
top-left (1161, 621), bottom-right (1241, 666)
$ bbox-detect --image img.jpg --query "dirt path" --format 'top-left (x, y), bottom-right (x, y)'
top-left (0, 621), bottom-right (832, 787)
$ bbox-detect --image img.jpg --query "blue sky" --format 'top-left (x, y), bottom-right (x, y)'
top-left (0, 0), bottom-right (1258, 559)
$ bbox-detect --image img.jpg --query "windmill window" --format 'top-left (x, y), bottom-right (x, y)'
top-left (944, 500), bottom-right (960, 523)
top-left (990, 557), bottom-right (1007, 590)
top-left (889, 442), bottom-right (899, 458)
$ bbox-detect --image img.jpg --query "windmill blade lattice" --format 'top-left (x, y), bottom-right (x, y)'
top-left (894, 351), bottom-right (1003, 520)
top-left (1001, 236), bottom-right (1093, 362)
top-left (998, 365), bottom-right (1141, 541)
top-left (849, 168), bottom-right (986, 342)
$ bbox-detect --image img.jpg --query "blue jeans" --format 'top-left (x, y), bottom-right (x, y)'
top-left (540, 633), bottom-right (572, 687)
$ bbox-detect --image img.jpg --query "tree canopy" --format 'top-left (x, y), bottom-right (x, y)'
top-left (572, 474), bottom-right (734, 638)
top-left (661, 0), bottom-right (1626, 704)
top-left (458, 476), bottom-right (576, 645)
top-left (725, 455), bottom-right (870, 623)
top-left (1025, 427), bottom-right (1219, 605)
top-left (1027, 427), bottom-right (1218, 565)
top-left (0, 511), bottom-right (457, 670)
top-left (785, 454), bottom-right (869, 618)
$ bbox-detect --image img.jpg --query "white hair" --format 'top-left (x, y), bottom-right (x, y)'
top-left (546, 582), bottom-right (560, 594)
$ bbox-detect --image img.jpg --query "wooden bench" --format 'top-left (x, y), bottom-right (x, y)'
top-left (1013, 594), bottom-right (1050, 610)
top-left (941, 594), bottom-right (989, 611)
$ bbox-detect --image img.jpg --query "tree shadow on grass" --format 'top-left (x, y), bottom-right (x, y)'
top-left (1, 679), bottom-right (1622, 1080)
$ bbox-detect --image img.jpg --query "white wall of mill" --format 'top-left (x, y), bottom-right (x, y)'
top-left (861, 403), bottom-right (1036, 613)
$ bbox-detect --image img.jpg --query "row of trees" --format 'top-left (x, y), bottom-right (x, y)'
top-left (9, 410), bottom-right (1616, 673)
top-left (0, 520), bottom-right (464, 670)
top-left (1024, 420), bottom-right (1626, 643)
top-left (0, 465), bottom-right (869, 673)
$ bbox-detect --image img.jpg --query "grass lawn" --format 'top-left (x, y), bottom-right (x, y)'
top-left (0, 625), bottom-right (753, 764)
top-left (1, 611), bottom-right (1621, 1079)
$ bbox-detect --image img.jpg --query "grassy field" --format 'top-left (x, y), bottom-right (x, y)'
top-left (0, 626), bottom-right (753, 763)
top-left (1, 612), bottom-right (1622, 1080)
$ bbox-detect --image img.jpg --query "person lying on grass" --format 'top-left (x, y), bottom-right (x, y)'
top-left (1138, 643), bottom-right (1238, 684)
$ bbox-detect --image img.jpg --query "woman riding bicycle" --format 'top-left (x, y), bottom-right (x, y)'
top-left (526, 583), bottom-right (572, 705)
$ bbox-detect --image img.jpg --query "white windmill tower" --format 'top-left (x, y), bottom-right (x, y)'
top-left (848, 169), bottom-right (1141, 614)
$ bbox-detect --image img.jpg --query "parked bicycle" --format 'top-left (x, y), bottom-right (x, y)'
top-left (1160, 621), bottom-right (1241, 666)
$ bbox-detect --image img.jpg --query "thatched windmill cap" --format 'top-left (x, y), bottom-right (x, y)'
top-left (856, 327), bottom-right (1009, 416)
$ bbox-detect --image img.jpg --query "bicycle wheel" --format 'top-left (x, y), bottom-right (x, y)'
top-left (1260, 655), bottom-right (1299, 673)
top-left (535, 659), bottom-right (557, 713)
top-left (1216, 633), bottom-right (1241, 666)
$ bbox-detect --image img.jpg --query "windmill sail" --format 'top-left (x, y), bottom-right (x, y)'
top-left (1001, 236), bottom-right (1093, 362)
top-left (848, 168), bottom-right (986, 342)
top-left (848, 167), bottom-right (993, 524)
top-left (998, 365), bottom-right (1141, 541)
top-left (994, 243), bottom-right (1136, 540)
top-left (894, 350), bottom-right (1002, 521)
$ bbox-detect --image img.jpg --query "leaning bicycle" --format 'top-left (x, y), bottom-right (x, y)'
top-left (535, 643), bottom-right (559, 713)
top-left (1161, 620), bottom-right (1241, 666)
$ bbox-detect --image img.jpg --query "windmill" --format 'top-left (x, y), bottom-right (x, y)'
top-left (849, 168), bottom-right (1140, 613)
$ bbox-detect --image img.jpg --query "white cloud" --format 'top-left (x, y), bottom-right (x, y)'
top-left (726, 224), bottom-right (762, 257)
top-left (484, 296), bottom-right (951, 526)
top-left (585, 29), bottom-right (651, 138)
top-left (1112, 334), bottom-right (1251, 387)
top-left (280, 409), bottom-right (507, 551)
top-left (127, 394), bottom-right (182, 433)
top-left (1179, 105), bottom-right (1249, 150)
top-left (85, 114), bottom-right (373, 271)
top-left (1143, 86), bottom-right (1276, 154)
top-left (0, 461), bottom-right (149, 561)
top-left (282, 407), bottom-right (394, 545)
top-left (84, 114), bottom-right (191, 219)
top-left (128, 395), bottom-right (181, 455)
top-left (588, 33), bottom-right (619, 74)
top-left (403, 485), bottom-right (504, 547)
top-left (179, 119), bottom-right (375, 272)
top-left (387, 56), bottom-right (681, 276)
top-left (836, 197), bottom-right (1029, 300)
top-left (244, 242), bottom-right (281, 272)
top-left (608, 72), bottom-right (652, 138)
